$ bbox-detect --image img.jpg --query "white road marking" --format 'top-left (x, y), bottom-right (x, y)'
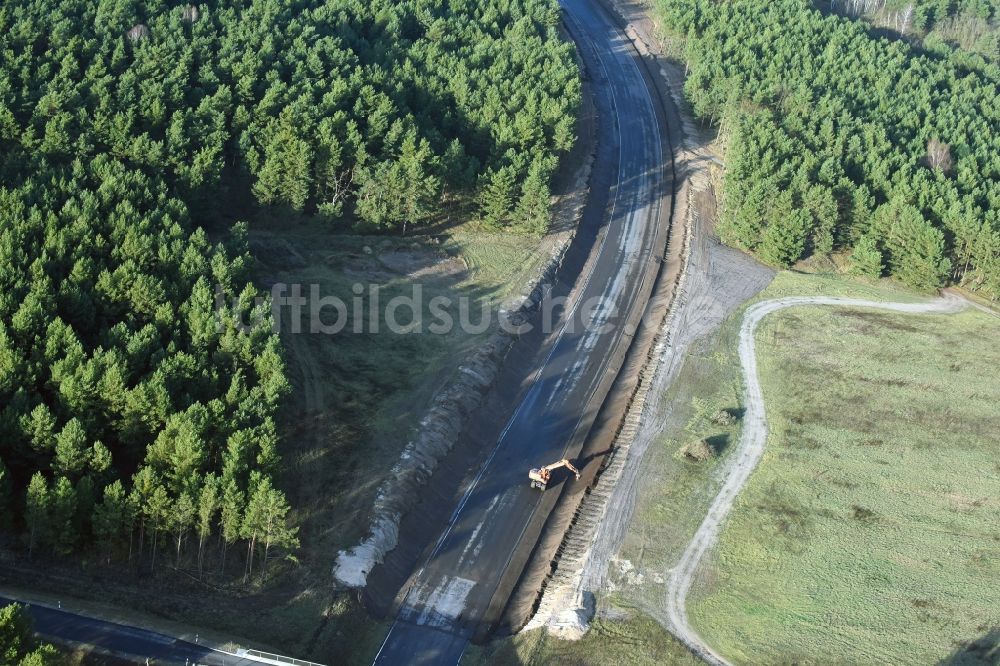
top-left (458, 493), bottom-right (503, 566)
top-left (409, 576), bottom-right (477, 628)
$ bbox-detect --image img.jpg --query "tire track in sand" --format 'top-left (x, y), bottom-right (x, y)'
top-left (665, 293), bottom-right (968, 666)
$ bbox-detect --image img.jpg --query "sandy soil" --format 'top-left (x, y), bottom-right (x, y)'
top-left (665, 294), bottom-right (970, 666)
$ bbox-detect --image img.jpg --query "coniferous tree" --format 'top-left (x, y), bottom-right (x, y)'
top-left (253, 114), bottom-right (314, 212)
top-left (93, 480), bottom-right (133, 563)
top-left (219, 480), bottom-right (243, 576)
top-left (242, 477), bottom-right (299, 581)
top-left (146, 485), bottom-right (171, 569)
top-left (759, 194), bottom-right (810, 267)
top-left (170, 492), bottom-right (197, 568)
top-left (0, 603), bottom-right (61, 666)
top-left (480, 167), bottom-right (517, 229)
top-left (49, 477), bottom-right (78, 555)
top-left (24, 474), bottom-right (50, 559)
top-left (196, 475), bottom-right (219, 576)
top-left (876, 201), bottom-right (952, 290)
top-left (397, 132), bottom-right (441, 235)
top-left (129, 467), bottom-right (156, 560)
top-left (52, 420), bottom-right (89, 478)
top-left (22, 405), bottom-right (56, 455)
top-left (256, 484), bottom-right (299, 577)
top-left (515, 159), bottom-right (553, 234)
top-left (354, 159), bottom-right (404, 229)
top-left (850, 235), bottom-right (885, 278)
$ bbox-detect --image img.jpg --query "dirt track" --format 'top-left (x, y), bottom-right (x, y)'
top-left (664, 294), bottom-right (969, 666)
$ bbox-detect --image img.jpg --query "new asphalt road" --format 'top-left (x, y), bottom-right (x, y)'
top-left (372, 0), bottom-right (672, 662)
top-left (0, 595), bottom-right (269, 665)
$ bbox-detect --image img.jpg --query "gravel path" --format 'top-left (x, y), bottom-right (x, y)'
top-left (665, 294), bottom-right (968, 666)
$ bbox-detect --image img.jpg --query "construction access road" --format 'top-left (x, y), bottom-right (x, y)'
top-left (664, 295), bottom-right (970, 666)
top-left (371, 0), bottom-right (675, 662)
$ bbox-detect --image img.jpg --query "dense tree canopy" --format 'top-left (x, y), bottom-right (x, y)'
top-left (0, 0), bottom-right (579, 580)
top-left (831, 0), bottom-right (1000, 64)
top-left (660, 0), bottom-right (1000, 297)
top-left (0, 0), bottom-right (579, 229)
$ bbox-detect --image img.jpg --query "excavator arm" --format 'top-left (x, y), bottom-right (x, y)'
top-left (566, 460), bottom-right (581, 479)
top-left (528, 458), bottom-right (581, 490)
top-left (543, 458), bottom-right (580, 479)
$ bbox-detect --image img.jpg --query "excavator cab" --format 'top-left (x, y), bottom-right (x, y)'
top-left (528, 458), bottom-right (581, 490)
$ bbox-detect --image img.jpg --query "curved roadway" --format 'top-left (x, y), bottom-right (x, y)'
top-left (372, 0), bottom-right (672, 662)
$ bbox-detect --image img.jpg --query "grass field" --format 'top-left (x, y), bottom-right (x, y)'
top-left (464, 612), bottom-right (703, 665)
top-left (687, 292), bottom-right (1000, 664)
top-left (606, 271), bottom-right (999, 665)
top-left (250, 219), bottom-right (546, 553)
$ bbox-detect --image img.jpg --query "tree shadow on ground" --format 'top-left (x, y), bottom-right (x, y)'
top-left (940, 628), bottom-right (1000, 665)
top-left (706, 433), bottom-right (731, 456)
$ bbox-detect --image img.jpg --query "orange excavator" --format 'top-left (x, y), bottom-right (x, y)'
top-left (528, 458), bottom-right (581, 491)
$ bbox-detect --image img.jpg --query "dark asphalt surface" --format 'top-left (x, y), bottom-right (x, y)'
top-left (372, 0), bottom-right (670, 662)
top-left (0, 596), bottom-right (264, 665)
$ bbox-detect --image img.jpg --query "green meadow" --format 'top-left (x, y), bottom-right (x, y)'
top-left (689, 286), bottom-right (1000, 664)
